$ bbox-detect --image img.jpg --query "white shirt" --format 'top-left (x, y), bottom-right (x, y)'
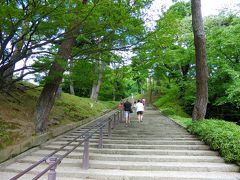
top-left (136, 102), bottom-right (144, 112)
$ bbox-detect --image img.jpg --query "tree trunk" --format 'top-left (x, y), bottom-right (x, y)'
top-left (90, 62), bottom-right (104, 101)
top-left (90, 82), bottom-right (97, 100)
top-left (94, 74), bottom-right (102, 101)
top-left (112, 81), bottom-right (116, 101)
top-left (191, 0), bottom-right (208, 120)
top-left (1, 42), bottom-right (22, 90)
top-left (2, 64), bottom-right (15, 86)
top-left (33, 26), bottom-right (78, 133)
top-left (69, 80), bottom-right (75, 95)
top-left (56, 84), bottom-right (63, 97)
top-left (149, 77), bottom-right (153, 103)
top-left (155, 79), bottom-right (160, 95)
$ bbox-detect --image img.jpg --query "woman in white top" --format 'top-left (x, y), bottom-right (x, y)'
top-left (135, 100), bottom-right (144, 122)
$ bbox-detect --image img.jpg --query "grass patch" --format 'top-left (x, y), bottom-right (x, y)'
top-left (154, 95), bottom-right (189, 117)
top-left (189, 119), bottom-right (240, 162)
top-left (0, 118), bottom-right (21, 149)
top-left (0, 83), bottom-right (118, 149)
top-left (170, 115), bottom-right (192, 128)
top-left (50, 93), bottom-right (118, 126)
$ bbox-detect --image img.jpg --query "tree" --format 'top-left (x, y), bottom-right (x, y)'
top-left (34, 25), bottom-right (79, 133)
top-left (33, 0), bottom-right (150, 133)
top-left (204, 14), bottom-right (240, 120)
top-left (33, 0), bottom-right (90, 133)
top-left (0, 1), bottom-right (66, 89)
top-left (191, 0), bottom-right (208, 120)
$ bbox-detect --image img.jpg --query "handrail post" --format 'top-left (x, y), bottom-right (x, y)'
top-left (47, 157), bottom-right (57, 180)
top-left (117, 111), bottom-right (120, 122)
top-left (113, 113), bottom-right (116, 129)
top-left (117, 112), bottom-right (119, 124)
top-left (98, 127), bottom-right (103, 148)
top-left (120, 109), bottom-right (123, 123)
top-left (108, 118), bottom-right (112, 137)
top-left (82, 138), bottom-right (89, 170)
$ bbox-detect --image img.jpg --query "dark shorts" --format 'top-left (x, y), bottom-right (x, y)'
top-left (137, 111), bottom-right (143, 115)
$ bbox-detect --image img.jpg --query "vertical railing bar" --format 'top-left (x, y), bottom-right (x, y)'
top-left (108, 118), bottom-right (112, 137)
top-left (47, 157), bottom-right (57, 180)
top-left (120, 109), bottom-right (122, 123)
top-left (98, 127), bottom-right (103, 148)
top-left (117, 111), bottom-right (120, 123)
top-left (82, 138), bottom-right (89, 170)
top-left (113, 113), bottom-right (116, 129)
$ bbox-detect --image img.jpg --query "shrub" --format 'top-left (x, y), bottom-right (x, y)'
top-left (189, 119), bottom-right (240, 162)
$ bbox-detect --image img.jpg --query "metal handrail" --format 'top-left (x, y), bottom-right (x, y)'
top-left (10, 109), bottom-right (122, 180)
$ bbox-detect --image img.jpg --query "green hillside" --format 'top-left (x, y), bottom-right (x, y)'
top-left (0, 83), bottom-right (117, 149)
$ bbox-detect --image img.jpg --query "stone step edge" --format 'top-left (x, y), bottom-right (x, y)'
top-left (2, 167), bottom-right (240, 180)
top-left (18, 154), bottom-right (224, 164)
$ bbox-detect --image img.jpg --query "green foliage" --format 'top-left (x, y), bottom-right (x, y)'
top-left (63, 60), bottom-right (95, 97)
top-left (140, 7), bottom-right (240, 122)
top-left (206, 15), bottom-right (240, 108)
top-left (153, 83), bottom-right (189, 117)
top-left (189, 120), bottom-right (240, 162)
top-left (170, 115), bottom-right (192, 128)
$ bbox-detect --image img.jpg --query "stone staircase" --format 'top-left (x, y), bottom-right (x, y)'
top-left (0, 106), bottom-right (239, 180)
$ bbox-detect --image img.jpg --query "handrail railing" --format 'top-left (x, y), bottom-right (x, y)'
top-left (10, 109), bottom-right (123, 180)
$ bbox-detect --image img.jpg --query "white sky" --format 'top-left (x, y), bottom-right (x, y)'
top-left (150, 0), bottom-right (240, 16)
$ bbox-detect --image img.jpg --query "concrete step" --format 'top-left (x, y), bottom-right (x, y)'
top-left (32, 148), bottom-right (219, 156)
top-left (46, 169), bottom-right (240, 180)
top-left (83, 160), bottom-right (240, 172)
top-left (0, 171), bottom-right (92, 180)
top-left (51, 139), bottom-right (205, 145)
top-left (73, 130), bottom-right (190, 134)
top-left (3, 161), bottom-right (239, 173)
top-left (59, 136), bottom-right (198, 141)
top-left (65, 132), bottom-right (194, 136)
top-left (2, 164), bottom-right (240, 180)
top-left (57, 136), bottom-right (200, 141)
top-left (18, 154), bottom-right (225, 163)
top-left (42, 143), bottom-right (210, 150)
top-left (72, 129), bottom-right (189, 133)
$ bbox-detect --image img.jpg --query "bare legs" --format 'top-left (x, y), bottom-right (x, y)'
top-left (137, 113), bottom-right (143, 122)
top-left (125, 111), bottom-right (130, 126)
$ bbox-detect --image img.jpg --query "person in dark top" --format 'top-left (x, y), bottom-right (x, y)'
top-left (123, 99), bottom-right (132, 126)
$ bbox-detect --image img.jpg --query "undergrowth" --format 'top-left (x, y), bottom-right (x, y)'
top-left (189, 120), bottom-right (240, 162)
top-left (153, 85), bottom-right (240, 162)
